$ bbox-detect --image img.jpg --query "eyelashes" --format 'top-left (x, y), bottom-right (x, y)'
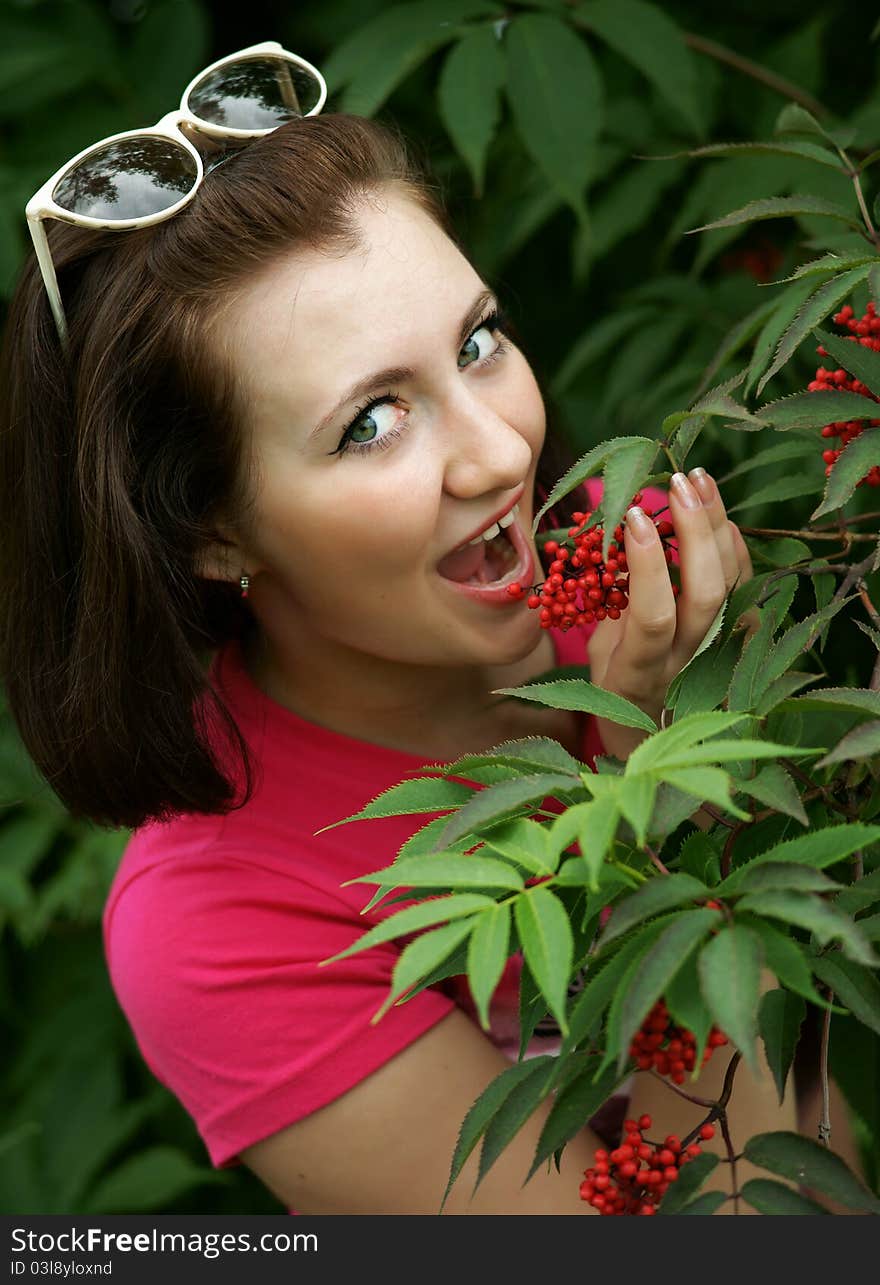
top-left (332, 308), bottom-right (512, 459)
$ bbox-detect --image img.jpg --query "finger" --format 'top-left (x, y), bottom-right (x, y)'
top-left (667, 471), bottom-right (727, 658)
top-left (687, 467), bottom-right (740, 591)
top-left (600, 505), bottom-right (676, 705)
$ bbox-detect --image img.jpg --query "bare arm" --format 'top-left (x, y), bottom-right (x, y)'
top-left (241, 1007), bottom-right (602, 1214)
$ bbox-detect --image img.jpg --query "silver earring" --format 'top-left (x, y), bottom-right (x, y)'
top-left (240, 572), bottom-right (250, 599)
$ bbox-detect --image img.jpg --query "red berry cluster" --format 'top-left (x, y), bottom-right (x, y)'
top-left (505, 493), bottom-right (678, 630)
top-left (809, 302), bottom-right (880, 487)
top-left (580, 1114), bottom-right (716, 1215)
top-left (630, 998), bottom-right (728, 1084)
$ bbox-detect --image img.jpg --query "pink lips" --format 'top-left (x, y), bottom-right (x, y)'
top-left (436, 515), bottom-right (534, 607)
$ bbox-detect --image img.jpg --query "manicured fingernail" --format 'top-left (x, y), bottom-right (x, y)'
top-left (688, 467), bottom-right (716, 505)
top-left (625, 506), bottom-right (656, 545)
top-left (670, 471), bottom-right (701, 509)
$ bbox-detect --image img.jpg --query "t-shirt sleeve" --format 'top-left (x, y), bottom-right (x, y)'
top-left (103, 853), bottom-right (457, 1169)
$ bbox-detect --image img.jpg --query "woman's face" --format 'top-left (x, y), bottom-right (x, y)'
top-left (207, 186), bottom-right (548, 680)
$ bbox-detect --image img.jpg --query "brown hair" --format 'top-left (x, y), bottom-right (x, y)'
top-left (0, 112), bottom-right (586, 831)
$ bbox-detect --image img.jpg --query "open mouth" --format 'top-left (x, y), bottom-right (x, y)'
top-left (436, 522), bottom-right (522, 586)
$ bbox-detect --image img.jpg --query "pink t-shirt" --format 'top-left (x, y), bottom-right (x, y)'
top-left (101, 480), bottom-right (667, 1207)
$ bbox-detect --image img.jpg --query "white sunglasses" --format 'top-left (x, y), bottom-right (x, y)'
top-left (25, 40), bottom-right (327, 351)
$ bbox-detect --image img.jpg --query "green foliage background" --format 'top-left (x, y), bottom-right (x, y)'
top-left (1, 0), bottom-right (879, 1213)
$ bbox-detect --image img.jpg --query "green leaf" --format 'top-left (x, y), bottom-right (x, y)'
top-left (674, 1191), bottom-right (729, 1214)
top-left (515, 886), bottom-right (574, 1035)
top-left (490, 678), bottom-right (657, 732)
top-left (698, 925), bottom-right (763, 1078)
top-left (423, 736), bottom-right (582, 782)
top-left (756, 264), bottom-right (873, 394)
top-left (663, 139), bottom-right (843, 172)
top-left (811, 954), bottom-right (880, 1036)
top-left (727, 609), bottom-right (777, 713)
top-left (611, 909), bottom-right (720, 1070)
top-left (617, 774), bottom-right (657, 847)
top-left (687, 195), bottom-right (861, 237)
top-left (554, 794), bottom-right (621, 891)
top-left (561, 925), bottom-right (667, 1054)
top-left (343, 854), bottom-right (524, 892)
top-left (319, 892), bottom-right (497, 965)
top-left (678, 831), bottom-right (722, 885)
top-left (743, 1132), bottom-right (880, 1212)
top-left (764, 254), bottom-right (876, 286)
top-left (654, 739), bottom-right (820, 770)
top-left (626, 711), bottom-right (748, 774)
top-left (435, 773), bottom-right (585, 849)
top-left (666, 635), bottom-right (742, 722)
top-left (787, 687), bottom-right (880, 718)
top-left (325, 0), bottom-right (496, 115)
top-left (744, 917), bottom-right (828, 1006)
top-left (835, 868), bottom-right (880, 916)
top-left (467, 902), bottom-right (511, 1031)
top-left (755, 672), bottom-right (822, 717)
top-left (746, 279), bottom-right (820, 398)
top-left (503, 12), bottom-right (602, 220)
top-left (482, 815), bottom-right (556, 876)
top-left (575, 0), bottom-right (701, 135)
top-left (725, 825), bottom-right (880, 891)
top-left (665, 960), bottom-right (713, 1062)
top-left (440, 1056), bottom-right (555, 1212)
top-left (438, 25), bottom-right (505, 194)
top-left (726, 473), bottom-right (822, 514)
top-left (813, 325), bottom-right (880, 398)
top-left (599, 873), bottom-right (709, 946)
top-left (733, 863), bottom-right (842, 896)
top-left (657, 1153), bottom-right (720, 1214)
top-left (757, 388), bottom-right (880, 432)
top-left (372, 919), bottom-right (477, 1024)
top-left (731, 764), bottom-right (808, 826)
top-left (759, 988), bottom-right (806, 1101)
top-left (736, 890), bottom-right (878, 968)
top-left (812, 428), bottom-right (880, 519)
top-left (476, 1056), bottom-right (560, 1190)
top-left (740, 1177), bottom-right (829, 1214)
top-left (600, 436), bottom-right (658, 560)
top-left (662, 767), bottom-right (751, 819)
top-left (816, 719), bottom-right (880, 768)
top-left (525, 1059), bottom-right (622, 1182)
top-left (84, 1147), bottom-right (224, 1214)
top-left (314, 777), bottom-right (475, 833)
top-left (717, 437), bottom-right (820, 484)
top-left (756, 597), bottom-right (855, 698)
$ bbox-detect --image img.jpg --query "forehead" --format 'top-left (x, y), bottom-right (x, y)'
top-left (215, 191), bottom-right (481, 414)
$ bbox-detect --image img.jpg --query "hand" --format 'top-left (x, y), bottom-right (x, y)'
top-left (587, 468), bottom-right (756, 761)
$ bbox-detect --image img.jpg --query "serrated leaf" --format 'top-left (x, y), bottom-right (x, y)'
top-left (612, 909), bottom-right (720, 1070)
top-left (675, 1191), bottom-right (729, 1214)
top-left (740, 1177), bottom-right (829, 1214)
top-left (816, 719), bottom-right (880, 767)
top-left (319, 893), bottom-right (496, 965)
top-left (503, 12), bottom-right (602, 219)
top-left (434, 773), bottom-right (583, 850)
top-left (744, 917), bottom-right (828, 1006)
top-left (733, 863), bottom-right (842, 896)
top-left (561, 923), bottom-right (668, 1055)
top-left (811, 954), bottom-right (880, 1037)
top-left (476, 1055), bottom-right (560, 1190)
top-left (491, 678), bottom-right (657, 732)
top-left (812, 428), bottom-right (880, 519)
top-left (372, 919), bottom-right (477, 1024)
top-left (617, 774), bottom-right (657, 847)
top-left (698, 925), bottom-right (763, 1078)
top-left (667, 635), bottom-right (742, 722)
top-left (422, 735), bottom-right (582, 782)
top-left (656, 1153), bottom-right (720, 1214)
top-left (756, 264), bottom-right (873, 394)
top-left (687, 195), bottom-right (861, 238)
top-left (835, 868), bottom-right (880, 917)
top-left (655, 739), bottom-right (820, 770)
top-left (813, 325), bottom-right (880, 398)
top-left (662, 766), bottom-right (752, 819)
top-left (727, 609), bottom-right (777, 713)
top-left (754, 671), bottom-right (821, 717)
top-left (718, 437), bottom-right (821, 484)
top-left (467, 902), bottom-right (511, 1031)
top-left (626, 711), bottom-right (748, 774)
top-left (314, 777), bottom-right (475, 834)
top-left (731, 764), bottom-right (809, 825)
top-left (600, 436), bottom-right (658, 560)
top-left (764, 254), bottom-right (875, 286)
top-left (722, 823), bottom-right (880, 891)
top-left (662, 138), bottom-right (843, 172)
top-left (756, 596), bottom-right (855, 697)
top-left (743, 1132), bottom-right (880, 1212)
top-left (726, 473), bottom-right (821, 513)
top-left (440, 1055), bottom-right (554, 1211)
top-left (757, 388), bottom-right (880, 432)
top-left (438, 26), bottom-right (504, 194)
top-left (343, 854), bottom-right (524, 892)
top-left (564, 794), bottom-right (622, 891)
top-left (575, 0), bottom-right (701, 134)
top-left (482, 815), bottom-right (555, 876)
top-left (665, 960), bottom-right (714, 1063)
top-left (759, 988), bottom-right (806, 1101)
top-left (599, 873), bottom-right (709, 946)
top-left (515, 886), bottom-right (574, 1035)
top-left (787, 687), bottom-right (880, 718)
top-left (746, 279), bottom-right (820, 397)
top-left (525, 1058), bottom-right (622, 1182)
top-left (736, 890), bottom-right (877, 967)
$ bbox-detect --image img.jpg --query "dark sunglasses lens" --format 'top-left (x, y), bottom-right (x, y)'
top-left (52, 137), bottom-right (197, 220)
top-left (186, 56), bottom-right (322, 129)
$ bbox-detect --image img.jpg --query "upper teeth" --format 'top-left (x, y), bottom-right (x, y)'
top-left (467, 503), bottom-right (519, 546)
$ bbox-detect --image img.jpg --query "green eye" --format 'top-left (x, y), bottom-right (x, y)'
top-left (459, 324), bottom-right (496, 369)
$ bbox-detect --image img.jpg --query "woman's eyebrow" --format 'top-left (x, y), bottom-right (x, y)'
top-left (309, 286), bottom-right (498, 440)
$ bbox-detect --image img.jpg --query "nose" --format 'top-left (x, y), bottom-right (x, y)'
top-left (438, 379), bottom-right (533, 501)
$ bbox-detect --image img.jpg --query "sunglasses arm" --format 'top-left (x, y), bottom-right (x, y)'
top-left (26, 213), bottom-right (69, 352)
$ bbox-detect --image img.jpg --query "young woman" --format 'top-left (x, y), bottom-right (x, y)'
top-left (1, 47), bottom-right (799, 1215)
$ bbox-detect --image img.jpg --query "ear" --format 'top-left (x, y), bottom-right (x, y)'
top-left (194, 525), bottom-right (254, 585)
